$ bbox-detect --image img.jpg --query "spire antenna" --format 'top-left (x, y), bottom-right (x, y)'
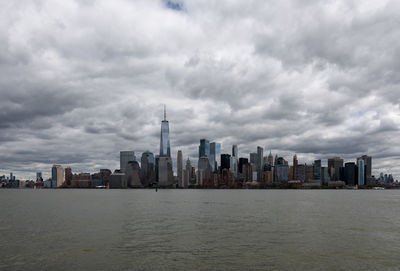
top-left (164, 104), bottom-right (167, 121)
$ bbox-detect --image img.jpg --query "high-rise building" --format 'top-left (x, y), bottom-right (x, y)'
top-left (357, 159), bottom-right (365, 186)
top-left (36, 172), bottom-right (42, 182)
top-left (306, 165), bottom-right (314, 182)
top-left (313, 160), bottom-right (321, 180)
top-left (51, 165), bottom-right (63, 187)
top-left (120, 151), bottom-right (136, 173)
top-left (276, 164), bottom-right (289, 183)
top-left (294, 164), bottom-right (306, 182)
top-left (65, 167), bottom-right (72, 186)
top-left (344, 162), bottom-right (357, 185)
top-left (199, 139), bottom-right (210, 158)
top-left (177, 150), bottom-right (183, 188)
top-left (126, 161), bottom-right (142, 188)
top-left (257, 146), bottom-right (263, 182)
top-left (232, 145), bottom-right (238, 158)
top-left (267, 150), bottom-right (274, 165)
top-left (293, 154), bottom-right (298, 180)
top-left (357, 155), bottom-right (372, 184)
top-left (321, 167), bottom-right (330, 185)
top-left (209, 142), bottom-right (221, 172)
top-left (238, 158), bottom-right (248, 174)
top-left (328, 157), bottom-right (344, 181)
top-left (198, 157), bottom-right (211, 182)
top-left (184, 158), bottom-right (191, 188)
top-left (159, 106), bottom-right (171, 157)
top-left (140, 151), bottom-right (155, 187)
top-left (158, 156), bottom-right (174, 187)
top-left (221, 154), bottom-right (231, 171)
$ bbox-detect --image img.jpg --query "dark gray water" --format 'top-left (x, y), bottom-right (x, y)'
top-left (0, 189), bottom-right (399, 270)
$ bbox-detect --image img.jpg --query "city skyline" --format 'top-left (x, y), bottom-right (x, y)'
top-left (1, 1), bottom-right (400, 180)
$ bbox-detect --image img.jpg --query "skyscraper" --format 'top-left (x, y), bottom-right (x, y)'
top-left (313, 160), bottom-right (321, 180)
top-left (199, 139), bottom-right (210, 158)
top-left (221, 154), bottom-right (231, 171)
top-left (51, 165), bottom-right (63, 188)
top-left (257, 146), bottom-right (263, 182)
top-left (120, 151), bottom-right (136, 173)
top-left (209, 142), bottom-right (221, 172)
top-left (328, 157), bottom-right (344, 181)
top-left (358, 159), bottom-right (365, 186)
top-left (140, 151), bottom-right (155, 187)
top-left (344, 162), bottom-right (357, 185)
top-left (232, 145), bottom-right (238, 158)
top-left (177, 150), bottom-right (183, 188)
top-left (65, 167), bottom-right (72, 186)
top-left (357, 155), bottom-right (372, 184)
top-left (184, 158), bottom-right (191, 188)
top-left (159, 105), bottom-right (171, 157)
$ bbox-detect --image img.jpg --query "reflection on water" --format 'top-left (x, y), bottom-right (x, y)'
top-left (0, 190), bottom-right (399, 270)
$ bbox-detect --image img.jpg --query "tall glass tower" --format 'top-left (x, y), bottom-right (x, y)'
top-left (159, 106), bottom-right (171, 157)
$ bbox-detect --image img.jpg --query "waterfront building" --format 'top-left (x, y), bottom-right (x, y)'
top-left (177, 150), bottom-right (183, 188)
top-left (267, 150), bottom-right (274, 166)
top-left (306, 165), bottom-right (314, 182)
top-left (293, 155), bottom-right (298, 180)
top-left (358, 159), bottom-right (365, 186)
top-left (120, 151), bottom-right (136, 173)
top-left (357, 155), bottom-right (372, 184)
top-left (294, 164), bottom-right (306, 182)
top-left (51, 165), bottom-right (63, 187)
top-left (198, 157), bottom-right (211, 182)
top-left (313, 160), bottom-right (321, 180)
top-left (276, 164), bottom-right (289, 183)
top-left (184, 158), bottom-right (191, 188)
top-left (257, 146), bottom-right (263, 182)
top-left (140, 151), bottom-right (155, 187)
top-left (36, 172), bottom-right (42, 182)
top-left (344, 162), bottom-right (357, 185)
top-left (65, 167), bottom-right (72, 186)
top-left (328, 157), bottom-right (344, 181)
top-left (159, 106), bottom-right (171, 157)
top-left (158, 156), bottom-right (174, 187)
top-left (199, 139), bottom-right (210, 159)
top-left (262, 164), bottom-right (273, 183)
top-left (109, 171), bottom-right (127, 188)
top-left (321, 167), bottom-right (330, 185)
top-left (125, 161), bottom-right (142, 188)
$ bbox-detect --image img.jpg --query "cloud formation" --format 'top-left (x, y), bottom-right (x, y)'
top-left (1, 0), bottom-right (399, 180)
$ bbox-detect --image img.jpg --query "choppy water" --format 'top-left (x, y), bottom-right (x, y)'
top-left (0, 189), bottom-right (399, 270)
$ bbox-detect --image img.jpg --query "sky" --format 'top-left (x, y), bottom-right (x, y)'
top-left (1, 0), bottom-right (400, 180)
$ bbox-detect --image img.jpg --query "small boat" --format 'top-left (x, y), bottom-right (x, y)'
top-left (373, 187), bottom-right (385, 190)
top-left (95, 185), bottom-right (107, 189)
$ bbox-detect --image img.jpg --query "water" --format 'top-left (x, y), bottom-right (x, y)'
top-left (0, 189), bottom-right (399, 270)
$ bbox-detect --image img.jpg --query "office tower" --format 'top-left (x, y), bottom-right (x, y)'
top-left (10, 172), bottom-right (14, 181)
top-left (238, 158), bottom-right (248, 174)
top-left (184, 158), bottom-right (191, 188)
top-left (177, 150), bottom-right (183, 187)
top-left (294, 164), bottom-right (306, 182)
top-left (51, 165), bottom-right (63, 187)
top-left (126, 161), bottom-right (142, 188)
top-left (313, 160), bottom-right (321, 180)
top-left (159, 105), bottom-right (171, 157)
top-left (36, 172), bottom-right (42, 182)
top-left (209, 142), bottom-right (221, 172)
top-left (250, 153), bottom-right (257, 165)
top-left (196, 169), bottom-right (203, 186)
top-left (306, 165), bottom-right (314, 182)
top-left (276, 164), bottom-right (289, 183)
top-left (109, 171), bottom-right (127, 188)
top-left (262, 164), bottom-right (273, 183)
top-left (328, 157), bottom-right (344, 181)
top-left (221, 154), bottom-right (231, 171)
top-left (344, 162), bottom-right (357, 185)
top-left (140, 151), bottom-right (155, 187)
top-left (198, 157), bottom-right (211, 182)
top-left (158, 156), bottom-right (174, 187)
top-left (357, 159), bottom-right (365, 186)
top-left (257, 146), bottom-right (263, 182)
top-left (267, 150), bottom-right (274, 165)
top-left (293, 155), bottom-right (298, 179)
top-left (244, 163), bottom-right (253, 182)
top-left (120, 151), bottom-right (136, 173)
top-left (65, 167), bottom-right (72, 186)
top-left (199, 139), bottom-right (210, 158)
top-left (321, 167), bottom-right (330, 185)
top-left (232, 145), bottom-right (238, 158)
top-left (357, 155), bottom-right (372, 184)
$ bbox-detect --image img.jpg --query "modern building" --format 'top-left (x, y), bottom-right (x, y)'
top-left (125, 161), bottom-right (142, 188)
top-left (51, 165), bottom-right (63, 187)
top-left (328, 157), bottom-right (344, 181)
top-left (159, 106), bottom-right (171, 157)
top-left (276, 164), bottom-right (289, 183)
top-left (109, 171), bottom-right (127, 188)
top-left (198, 157), bottom-right (211, 182)
top-left (209, 142), bottom-right (221, 172)
top-left (294, 164), bottom-right (306, 182)
top-left (184, 158), bottom-right (192, 188)
top-left (232, 145), bottom-right (238, 158)
top-left (120, 151), bottom-right (136, 173)
top-left (199, 139), bottom-right (210, 159)
top-left (177, 150), bottom-right (183, 188)
top-left (238, 158), bottom-right (248, 174)
top-left (358, 159), bottom-right (365, 186)
top-left (321, 167), bottom-right (330, 185)
top-left (221, 154), bottom-right (231, 171)
top-left (344, 162), bottom-right (357, 185)
top-left (257, 146), bottom-right (263, 182)
top-left (158, 156), bottom-right (174, 187)
top-left (36, 172), bottom-right (42, 182)
top-left (140, 151), bottom-right (155, 187)
top-left (357, 155), bottom-right (372, 184)
top-left (293, 155), bottom-right (298, 180)
top-left (313, 160), bottom-right (321, 180)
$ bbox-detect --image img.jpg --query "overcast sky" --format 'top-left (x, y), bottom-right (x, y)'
top-left (1, 0), bottom-right (400, 180)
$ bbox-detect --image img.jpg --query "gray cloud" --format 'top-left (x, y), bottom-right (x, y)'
top-left (0, 0), bottom-right (400, 180)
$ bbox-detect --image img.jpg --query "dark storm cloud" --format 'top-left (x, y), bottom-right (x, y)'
top-left (0, 0), bottom-right (400, 180)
